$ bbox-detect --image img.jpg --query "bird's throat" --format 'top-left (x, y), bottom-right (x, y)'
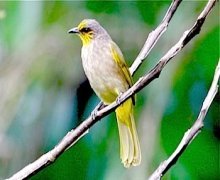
top-left (80, 34), bottom-right (93, 46)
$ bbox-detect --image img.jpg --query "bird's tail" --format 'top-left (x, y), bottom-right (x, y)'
top-left (115, 98), bottom-right (141, 168)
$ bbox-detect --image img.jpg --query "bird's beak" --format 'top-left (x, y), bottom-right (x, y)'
top-left (68, 27), bottom-right (79, 34)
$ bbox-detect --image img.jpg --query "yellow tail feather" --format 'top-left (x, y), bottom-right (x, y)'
top-left (115, 98), bottom-right (141, 168)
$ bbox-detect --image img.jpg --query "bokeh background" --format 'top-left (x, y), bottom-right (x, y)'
top-left (0, 1), bottom-right (219, 180)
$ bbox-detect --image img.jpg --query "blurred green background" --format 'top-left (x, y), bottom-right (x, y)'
top-left (0, 1), bottom-right (219, 180)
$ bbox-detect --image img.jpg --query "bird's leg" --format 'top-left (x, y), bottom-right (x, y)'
top-left (91, 101), bottom-right (105, 120)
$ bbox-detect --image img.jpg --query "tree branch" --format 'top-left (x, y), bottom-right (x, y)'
top-left (149, 59), bottom-right (220, 180)
top-left (129, 0), bottom-right (182, 75)
top-left (7, 0), bottom-right (217, 179)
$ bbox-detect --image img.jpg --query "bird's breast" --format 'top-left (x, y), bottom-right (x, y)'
top-left (81, 43), bottom-right (127, 104)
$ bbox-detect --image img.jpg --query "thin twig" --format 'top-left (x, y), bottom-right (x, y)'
top-left (7, 0), bottom-right (217, 179)
top-left (149, 59), bottom-right (220, 180)
top-left (129, 0), bottom-right (182, 75)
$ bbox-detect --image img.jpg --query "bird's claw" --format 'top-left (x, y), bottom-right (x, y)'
top-left (91, 102), bottom-right (104, 120)
top-left (91, 109), bottom-right (98, 120)
top-left (116, 93), bottom-right (123, 105)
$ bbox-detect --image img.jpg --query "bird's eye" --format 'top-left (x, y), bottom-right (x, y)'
top-left (81, 27), bottom-right (91, 33)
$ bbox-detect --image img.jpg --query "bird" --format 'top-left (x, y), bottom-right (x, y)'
top-left (68, 19), bottom-right (141, 168)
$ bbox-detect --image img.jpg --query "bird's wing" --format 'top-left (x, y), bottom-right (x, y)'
top-left (110, 41), bottom-right (135, 104)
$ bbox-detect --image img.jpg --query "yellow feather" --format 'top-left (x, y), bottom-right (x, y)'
top-left (77, 20), bottom-right (93, 46)
top-left (79, 33), bottom-right (93, 46)
top-left (110, 42), bottom-right (133, 88)
top-left (110, 42), bottom-right (135, 104)
top-left (115, 98), bottom-right (141, 167)
top-left (110, 42), bottom-right (140, 167)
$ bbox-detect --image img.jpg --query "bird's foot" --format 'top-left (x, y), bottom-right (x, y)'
top-left (116, 92), bottom-right (123, 105)
top-left (91, 102), bottom-right (104, 120)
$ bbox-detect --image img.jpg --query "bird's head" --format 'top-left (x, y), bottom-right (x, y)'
top-left (69, 19), bottom-right (108, 46)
